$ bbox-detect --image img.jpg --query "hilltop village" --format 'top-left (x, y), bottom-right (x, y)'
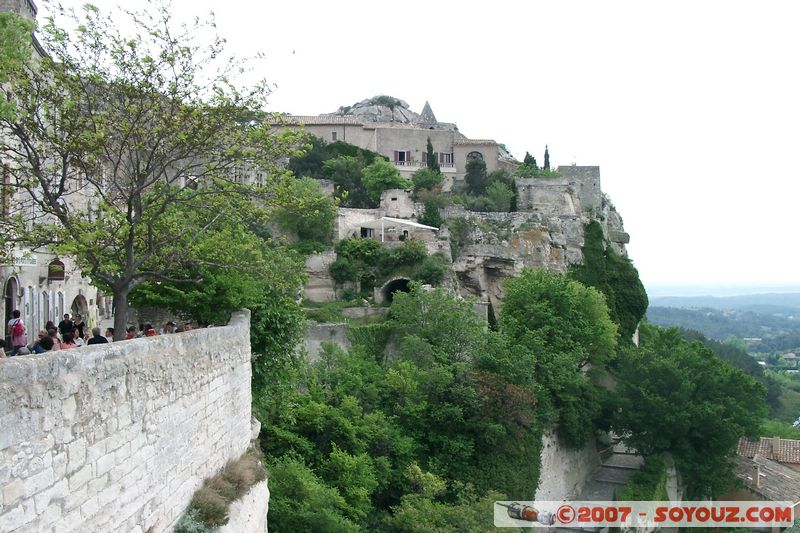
top-left (2, 2), bottom-right (795, 531)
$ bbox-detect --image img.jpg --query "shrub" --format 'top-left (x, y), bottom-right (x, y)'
top-left (391, 239), bottom-right (427, 266)
top-left (411, 167), bottom-right (442, 192)
top-left (418, 201), bottom-right (442, 228)
top-left (415, 254), bottom-right (447, 286)
top-left (618, 455), bottom-right (668, 501)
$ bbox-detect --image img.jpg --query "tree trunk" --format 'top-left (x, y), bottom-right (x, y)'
top-left (112, 287), bottom-right (130, 341)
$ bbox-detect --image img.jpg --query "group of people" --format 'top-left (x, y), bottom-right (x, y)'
top-left (3, 312), bottom-right (190, 357)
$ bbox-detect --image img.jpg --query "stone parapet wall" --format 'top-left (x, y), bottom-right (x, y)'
top-left (0, 310), bottom-right (253, 533)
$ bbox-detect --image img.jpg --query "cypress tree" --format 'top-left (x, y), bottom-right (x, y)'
top-left (426, 137), bottom-right (440, 173)
top-left (523, 151), bottom-right (538, 169)
top-left (543, 145), bottom-right (550, 171)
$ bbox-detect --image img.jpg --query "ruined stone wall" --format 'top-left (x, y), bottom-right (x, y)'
top-left (0, 310), bottom-right (253, 533)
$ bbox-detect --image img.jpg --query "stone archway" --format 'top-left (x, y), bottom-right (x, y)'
top-left (71, 294), bottom-right (88, 319)
top-left (378, 277), bottom-right (411, 304)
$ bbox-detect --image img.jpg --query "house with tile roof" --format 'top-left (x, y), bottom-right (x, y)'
top-left (738, 436), bottom-right (800, 471)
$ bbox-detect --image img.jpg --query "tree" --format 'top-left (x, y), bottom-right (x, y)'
top-left (361, 159), bottom-right (410, 203)
top-left (612, 324), bottom-right (767, 498)
top-left (501, 269), bottom-right (617, 446)
top-left (0, 3), bottom-right (305, 338)
top-left (411, 168), bottom-right (442, 192)
top-left (322, 154), bottom-right (370, 207)
top-left (485, 181), bottom-right (513, 212)
top-left (0, 12), bottom-right (33, 121)
top-left (543, 145), bottom-right (550, 170)
top-left (463, 158), bottom-right (487, 196)
top-left (523, 152), bottom-right (537, 169)
top-left (275, 177), bottom-right (337, 248)
top-left (425, 137), bottom-right (440, 174)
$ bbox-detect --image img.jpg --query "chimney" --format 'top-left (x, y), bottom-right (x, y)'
top-left (772, 436), bottom-right (781, 456)
top-left (754, 464), bottom-right (761, 488)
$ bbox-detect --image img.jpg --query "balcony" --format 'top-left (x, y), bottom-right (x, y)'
top-left (394, 161), bottom-right (456, 172)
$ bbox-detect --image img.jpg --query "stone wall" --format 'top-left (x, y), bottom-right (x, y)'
top-left (219, 478), bottom-right (269, 533)
top-left (0, 310), bottom-right (253, 533)
top-left (534, 430), bottom-right (600, 502)
top-left (303, 322), bottom-right (350, 362)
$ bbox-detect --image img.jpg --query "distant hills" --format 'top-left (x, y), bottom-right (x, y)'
top-left (646, 292), bottom-right (800, 349)
top-left (649, 292), bottom-right (800, 314)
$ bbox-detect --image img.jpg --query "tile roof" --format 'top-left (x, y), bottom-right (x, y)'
top-left (738, 437), bottom-right (800, 464)
top-left (276, 115), bottom-right (364, 126)
top-left (733, 455), bottom-right (800, 504)
top-left (454, 138), bottom-right (497, 146)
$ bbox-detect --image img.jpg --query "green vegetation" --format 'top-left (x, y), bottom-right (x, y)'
top-left (411, 168), bottom-right (443, 192)
top-left (461, 164), bottom-right (518, 212)
top-left (0, 11), bottom-right (34, 121)
top-left (362, 159), bottom-right (412, 203)
top-left (425, 137), bottom-right (440, 174)
top-left (274, 177), bottom-right (337, 253)
top-left (0, 2), bottom-right (306, 338)
top-left (617, 455), bottom-right (668, 501)
top-left (759, 419), bottom-right (800, 439)
top-left (570, 220), bottom-right (649, 340)
top-left (329, 238), bottom-right (444, 296)
top-left (611, 324), bottom-right (767, 498)
top-left (502, 269), bottom-right (617, 447)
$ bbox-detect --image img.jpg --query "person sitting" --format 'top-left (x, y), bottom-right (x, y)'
top-left (61, 332), bottom-right (77, 349)
top-left (48, 328), bottom-right (62, 350)
top-left (87, 327), bottom-right (109, 345)
top-left (105, 327), bottom-right (114, 341)
top-left (29, 330), bottom-right (48, 353)
top-left (162, 321), bottom-right (176, 334)
top-left (143, 323), bottom-right (157, 337)
top-left (73, 328), bottom-right (86, 347)
top-left (125, 326), bottom-right (137, 340)
top-left (74, 314), bottom-right (87, 340)
top-left (37, 336), bottom-right (54, 352)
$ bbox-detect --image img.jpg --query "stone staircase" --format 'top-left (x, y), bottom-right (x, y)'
top-left (556, 442), bottom-right (644, 532)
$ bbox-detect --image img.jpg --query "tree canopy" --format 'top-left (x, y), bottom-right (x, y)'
top-left (611, 324), bottom-right (767, 498)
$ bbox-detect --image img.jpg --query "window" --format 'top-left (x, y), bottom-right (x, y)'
top-left (331, 131), bottom-right (337, 141)
top-left (360, 227), bottom-right (374, 238)
top-left (393, 150), bottom-right (412, 165)
top-left (439, 152), bottom-right (454, 166)
top-left (466, 151), bottom-right (484, 161)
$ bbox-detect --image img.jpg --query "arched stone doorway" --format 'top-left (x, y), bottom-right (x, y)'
top-left (71, 294), bottom-right (88, 319)
top-left (378, 277), bottom-right (411, 304)
top-left (4, 276), bottom-right (19, 345)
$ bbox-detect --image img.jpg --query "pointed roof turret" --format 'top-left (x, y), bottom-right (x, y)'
top-left (418, 101), bottom-right (438, 125)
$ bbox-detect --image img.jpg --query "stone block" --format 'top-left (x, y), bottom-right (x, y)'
top-left (34, 478), bottom-right (67, 514)
top-left (67, 463), bottom-right (92, 492)
top-left (23, 467), bottom-right (54, 498)
top-left (3, 478), bottom-right (24, 506)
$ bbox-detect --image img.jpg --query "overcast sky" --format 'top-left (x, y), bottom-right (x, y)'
top-left (46, 0), bottom-right (800, 291)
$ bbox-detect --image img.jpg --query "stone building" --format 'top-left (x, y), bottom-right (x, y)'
top-left (273, 98), bottom-right (516, 190)
top-left (1, 0), bottom-right (109, 344)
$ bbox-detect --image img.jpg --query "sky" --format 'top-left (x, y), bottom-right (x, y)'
top-left (42, 0), bottom-right (800, 291)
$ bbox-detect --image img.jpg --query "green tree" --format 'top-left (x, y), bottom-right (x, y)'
top-left (543, 145), bottom-right (550, 170)
top-left (0, 11), bottom-right (34, 121)
top-left (523, 152), bottom-right (537, 168)
top-left (425, 137), bottom-right (441, 174)
top-left (362, 159), bottom-right (411, 203)
top-left (275, 177), bottom-right (337, 249)
top-left (485, 181), bottom-right (513, 212)
top-left (322, 155), bottom-right (370, 208)
top-left (411, 168), bottom-right (443, 192)
top-left (417, 201), bottom-right (443, 228)
top-left (0, 3), bottom-right (305, 338)
top-left (501, 269), bottom-right (617, 446)
top-left (569, 220), bottom-right (648, 340)
top-left (464, 158), bottom-right (488, 196)
top-left (612, 324), bottom-right (767, 498)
